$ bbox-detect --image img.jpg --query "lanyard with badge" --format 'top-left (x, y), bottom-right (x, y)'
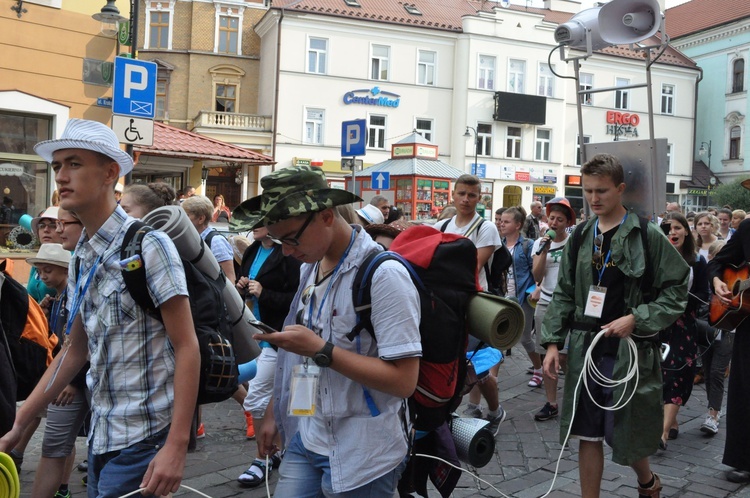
top-left (288, 230), bottom-right (356, 417)
top-left (45, 254), bottom-right (102, 392)
top-left (584, 214), bottom-right (627, 319)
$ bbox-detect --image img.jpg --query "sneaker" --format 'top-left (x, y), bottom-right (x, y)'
top-left (8, 449), bottom-right (22, 471)
top-left (638, 472), bottom-right (662, 498)
top-left (461, 404), bottom-right (483, 418)
top-left (77, 459), bottom-right (88, 472)
top-left (484, 406), bottom-right (507, 436)
top-left (245, 411), bottom-right (255, 439)
top-left (528, 373), bottom-right (543, 388)
top-left (700, 414), bottom-right (719, 435)
top-left (534, 402), bottom-right (559, 421)
top-left (196, 423), bottom-right (205, 439)
top-left (54, 489), bottom-right (72, 498)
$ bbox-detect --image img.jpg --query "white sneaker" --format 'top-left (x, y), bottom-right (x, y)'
top-left (700, 414), bottom-right (719, 435)
top-left (461, 404), bottom-right (483, 418)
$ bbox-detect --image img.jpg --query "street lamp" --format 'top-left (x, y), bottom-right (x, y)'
top-left (464, 126), bottom-right (478, 174)
top-left (92, 0), bottom-right (127, 37)
top-left (699, 141), bottom-right (712, 209)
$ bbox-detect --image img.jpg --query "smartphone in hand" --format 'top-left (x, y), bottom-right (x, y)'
top-left (249, 319), bottom-right (278, 334)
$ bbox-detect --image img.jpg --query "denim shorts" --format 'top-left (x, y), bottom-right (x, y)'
top-left (87, 426), bottom-right (170, 498)
top-left (273, 431), bottom-right (407, 497)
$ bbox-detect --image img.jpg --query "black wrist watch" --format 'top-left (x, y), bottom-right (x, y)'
top-left (313, 341), bottom-right (334, 367)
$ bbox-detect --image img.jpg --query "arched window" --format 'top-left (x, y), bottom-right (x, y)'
top-left (729, 126), bottom-right (741, 159)
top-left (732, 59), bottom-right (744, 93)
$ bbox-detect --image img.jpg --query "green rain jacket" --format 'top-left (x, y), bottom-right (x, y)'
top-left (541, 210), bottom-right (689, 466)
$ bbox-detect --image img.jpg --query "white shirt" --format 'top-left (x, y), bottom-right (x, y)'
top-left (531, 236), bottom-right (569, 304)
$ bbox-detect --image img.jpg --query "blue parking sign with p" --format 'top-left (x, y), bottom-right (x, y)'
top-left (113, 57), bottom-right (157, 119)
top-left (341, 119), bottom-right (366, 157)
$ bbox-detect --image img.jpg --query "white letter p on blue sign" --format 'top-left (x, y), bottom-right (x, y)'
top-left (124, 65), bottom-right (148, 99)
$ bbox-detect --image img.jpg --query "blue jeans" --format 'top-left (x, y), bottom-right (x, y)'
top-left (274, 431), bottom-right (406, 497)
top-left (87, 426), bottom-right (169, 498)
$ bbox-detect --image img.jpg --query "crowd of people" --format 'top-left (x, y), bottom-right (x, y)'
top-left (1, 118), bottom-right (750, 498)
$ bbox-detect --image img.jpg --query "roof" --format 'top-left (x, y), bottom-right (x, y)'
top-left (395, 131), bottom-right (433, 145)
top-left (666, 0), bottom-right (750, 40)
top-left (271, 0), bottom-right (696, 69)
top-left (360, 158), bottom-right (465, 178)
top-left (134, 122), bottom-right (274, 165)
top-left (679, 159), bottom-right (719, 189)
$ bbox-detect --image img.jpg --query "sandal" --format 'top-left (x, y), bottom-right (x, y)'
top-left (528, 373), bottom-right (543, 388)
top-left (237, 460), bottom-right (269, 487)
top-left (638, 472), bottom-right (662, 498)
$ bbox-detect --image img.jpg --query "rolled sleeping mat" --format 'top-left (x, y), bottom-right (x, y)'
top-left (222, 277), bottom-right (262, 363)
top-left (0, 451), bottom-right (20, 498)
top-left (466, 292), bottom-right (525, 350)
top-left (237, 359), bottom-right (258, 384)
top-left (449, 417), bottom-right (495, 468)
top-left (142, 206), bottom-right (221, 280)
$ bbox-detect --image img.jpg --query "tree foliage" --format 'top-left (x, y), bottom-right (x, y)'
top-left (709, 178), bottom-right (750, 211)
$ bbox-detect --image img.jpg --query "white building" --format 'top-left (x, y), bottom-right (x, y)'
top-left (255, 0), bottom-right (700, 215)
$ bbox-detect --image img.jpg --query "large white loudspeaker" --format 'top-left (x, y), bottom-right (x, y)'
top-left (599, 0), bottom-right (661, 46)
top-left (554, 0), bottom-right (661, 51)
top-left (142, 206), bottom-right (261, 363)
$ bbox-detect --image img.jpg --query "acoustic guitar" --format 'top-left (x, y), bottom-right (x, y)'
top-left (709, 263), bottom-right (750, 330)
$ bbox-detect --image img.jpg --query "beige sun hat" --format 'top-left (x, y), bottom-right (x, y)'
top-left (26, 243), bottom-right (71, 268)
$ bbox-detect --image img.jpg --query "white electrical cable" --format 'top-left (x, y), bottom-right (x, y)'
top-left (118, 484), bottom-right (213, 498)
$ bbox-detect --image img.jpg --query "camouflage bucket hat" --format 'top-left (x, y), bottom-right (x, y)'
top-left (231, 166), bottom-right (362, 230)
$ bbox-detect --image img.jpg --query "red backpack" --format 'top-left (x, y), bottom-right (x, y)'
top-left (348, 225), bottom-right (479, 431)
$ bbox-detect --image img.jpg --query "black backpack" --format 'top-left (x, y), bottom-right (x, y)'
top-left (348, 225), bottom-right (478, 432)
top-left (438, 216), bottom-right (512, 296)
top-left (111, 221), bottom-right (238, 405)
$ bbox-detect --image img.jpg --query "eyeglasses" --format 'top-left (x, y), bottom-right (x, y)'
top-left (592, 233), bottom-right (604, 267)
top-left (37, 222), bottom-right (56, 231)
top-left (55, 219), bottom-right (82, 231)
top-left (269, 213), bottom-right (315, 246)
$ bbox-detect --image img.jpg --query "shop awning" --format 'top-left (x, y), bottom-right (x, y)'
top-left (679, 160), bottom-right (719, 189)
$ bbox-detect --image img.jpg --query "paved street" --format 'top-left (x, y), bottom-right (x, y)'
top-left (15, 343), bottom-right (750, 497)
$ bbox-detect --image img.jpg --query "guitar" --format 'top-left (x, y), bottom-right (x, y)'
top-left (709, 263), bottom-right (750, 330)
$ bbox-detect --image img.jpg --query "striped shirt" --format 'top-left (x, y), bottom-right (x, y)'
top-left (68, 206), bottom-right (188, 454)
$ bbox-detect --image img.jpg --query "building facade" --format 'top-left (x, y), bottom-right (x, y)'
top-left (668, 0), bottom-right (750, 207)
top-left (256, 0), bottom-right (700, 214)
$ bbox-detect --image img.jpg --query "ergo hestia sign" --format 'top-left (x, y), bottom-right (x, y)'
top-left (343, 86), bottom-right (401, 108)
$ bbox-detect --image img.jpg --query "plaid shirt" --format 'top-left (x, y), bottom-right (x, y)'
top-left (68, 206), bottom-right (188, 454)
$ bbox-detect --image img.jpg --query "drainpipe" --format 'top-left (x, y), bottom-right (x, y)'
top-left (271, 7), bottom-right (283, 172)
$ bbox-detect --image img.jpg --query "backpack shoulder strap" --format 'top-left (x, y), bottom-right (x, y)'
top-left (437, 217), bottom-right (453, 233)
top-left (120, 221), bottom-right (158, 313)
top-left (203, 228), bottom-right (217, 248)
top-left (347, 251), bottom-right (423, 342)
top-left (465, 217), bottom-right (484, 239)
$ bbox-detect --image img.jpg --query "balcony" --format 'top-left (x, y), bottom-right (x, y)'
top-left (191, 111), bottom-right (271, 132)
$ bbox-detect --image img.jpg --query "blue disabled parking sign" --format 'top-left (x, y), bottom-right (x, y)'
top-left (113, 57), bottom-right (157, 119)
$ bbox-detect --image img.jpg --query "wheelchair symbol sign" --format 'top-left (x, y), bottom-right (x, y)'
top-left (112, 115), bottom-right (154, 146)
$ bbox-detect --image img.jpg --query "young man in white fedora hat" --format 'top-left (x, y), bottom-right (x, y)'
top-left (0, 119), bottom-right (200, 498)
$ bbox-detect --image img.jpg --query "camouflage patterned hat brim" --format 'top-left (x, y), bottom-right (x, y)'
top-left (230, 166), bottom-right (362, 231)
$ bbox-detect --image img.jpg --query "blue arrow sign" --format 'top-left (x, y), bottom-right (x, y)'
top-left (372, 172), bottom-right (390, 190)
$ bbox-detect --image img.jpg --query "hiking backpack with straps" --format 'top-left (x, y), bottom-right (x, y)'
top-left (437, 216), bottom-right (512, 295)
top-left (80, 221), bottom-right (239, 405)
top-left (348, 225), bottom-right (479, 432)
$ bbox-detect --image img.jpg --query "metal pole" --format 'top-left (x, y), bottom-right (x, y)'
top-left (123, 0), bottom-right (139, 185)
top-left (645, 47), bottom-right (660, 221)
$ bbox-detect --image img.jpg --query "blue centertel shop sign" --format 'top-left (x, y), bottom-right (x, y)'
top-left (343, 86), bottom-right (401, 108)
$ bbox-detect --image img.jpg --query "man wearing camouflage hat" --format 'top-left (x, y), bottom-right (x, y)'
top-left (232, 166), bottom-right (422, 496)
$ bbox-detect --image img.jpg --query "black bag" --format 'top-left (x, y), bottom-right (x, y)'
top-left (118, 221), bottom-right (238, 405)
top-left (349, 225), bottom-right (478, 431)
top-left (438, 216), bottom-right (512, 295)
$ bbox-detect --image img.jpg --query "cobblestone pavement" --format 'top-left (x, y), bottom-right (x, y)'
top-left (15, 344), bottom-right (750, 497)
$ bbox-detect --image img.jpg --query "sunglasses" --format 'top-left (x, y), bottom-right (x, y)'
top-left (37, 222), bottom-right (56, 231)
top-left (592, 233), bottom-right (604, 267)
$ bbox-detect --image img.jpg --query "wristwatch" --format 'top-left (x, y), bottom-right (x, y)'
top-left (313, 341), bottom-right (334, 367)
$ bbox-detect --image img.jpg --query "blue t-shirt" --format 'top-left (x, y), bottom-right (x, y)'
top-left (248, 245), bottom-right (274, 348)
